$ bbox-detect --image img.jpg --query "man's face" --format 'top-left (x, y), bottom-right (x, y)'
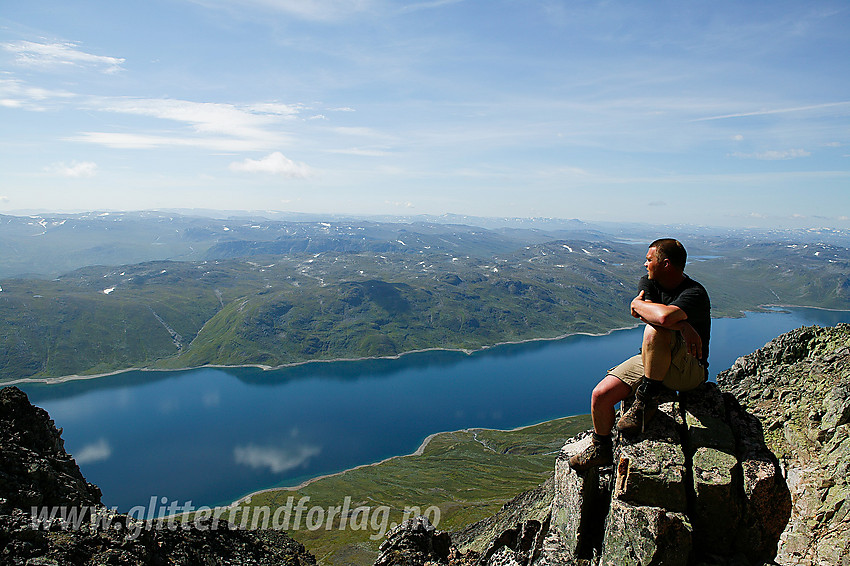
top-left (645, 247), bottom-right (664, 280)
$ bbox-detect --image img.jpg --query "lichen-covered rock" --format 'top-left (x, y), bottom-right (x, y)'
top-left (375, 516), bottom-right (452, 566)
top-left (599, 499), bottom-right (691, 566)
top-left (614, 398), bottom-right (687, 513)
top-left (821, 382), bottom-right (850, 430)
top-left (450, 379), bottom-right (786, 565)
top-left (453, 475), bottom-right (554, 558)
top-left (681, 384), bottom-right (741, 552)
top-left (725, 394), bottom-right (791, 562)
top-left (718, 323), bottom-right (850, 566)
top-left (550, 434), bottom-right (607, 562)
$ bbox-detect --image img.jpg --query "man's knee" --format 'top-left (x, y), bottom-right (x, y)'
top-left (592, 376), bottom-right (630, 409)
top-left (591, 382), bottom-right (608, 408)
top-left (643, 324), bottom-right (673, 349)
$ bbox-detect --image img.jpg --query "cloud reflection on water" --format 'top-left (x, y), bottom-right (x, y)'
top-left (233, 443), bottom-right (321, 474)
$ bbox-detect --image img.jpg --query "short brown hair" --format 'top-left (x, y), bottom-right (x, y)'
top-left (649, 238), bottom-right (687, 270)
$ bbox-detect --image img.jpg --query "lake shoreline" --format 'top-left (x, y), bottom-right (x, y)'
top-left (1, 323), bottom-right (645, 387)
top-left (5, 303), bottom-right (847, 388)
top-left (224, 415), bottom-right (587, 510)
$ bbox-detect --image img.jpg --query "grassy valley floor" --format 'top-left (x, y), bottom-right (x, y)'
top-left (224, 414), bottom-right (592, 566)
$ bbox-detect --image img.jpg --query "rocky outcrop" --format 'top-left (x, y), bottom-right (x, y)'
top-left (0, 386), bottom-right (316, 566)
top-left (717, 323), bottom-right (850, 566)
top-left (0, 385), bottom-right (103, 512)
top-left (372, 381), bottom-right (789, 566)
top-left (375, 516), bottom-right (458, 566)
top-left (548, 382), bottom-right (789, 566)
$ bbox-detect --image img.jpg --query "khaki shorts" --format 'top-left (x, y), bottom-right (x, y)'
top-left (608, 332), bottom-right (707, 393)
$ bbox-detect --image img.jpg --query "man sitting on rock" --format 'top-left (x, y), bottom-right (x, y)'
top-left (570, 238), bottom-right (711, 471)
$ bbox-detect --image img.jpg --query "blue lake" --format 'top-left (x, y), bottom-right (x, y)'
top-left (18, 306), bottom-right (850, 511)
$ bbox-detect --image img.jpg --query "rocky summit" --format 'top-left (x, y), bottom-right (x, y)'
top-left (375, 323), bottom-right (850, 566)
top-left (0, 386), bottom-right (317, 566)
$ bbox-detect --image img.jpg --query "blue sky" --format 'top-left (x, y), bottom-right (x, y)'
top-left (1, 0), bottom-right (849, 228)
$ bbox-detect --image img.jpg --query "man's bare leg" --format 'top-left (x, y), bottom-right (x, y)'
top-left (617, 324), bottom-right (672, 436)
top-left (591, 374), bottom-right (633, 435)
top-left (641, 324), bottom-right (673, 382)
top-left (569, 374), bottom-right (631, 471)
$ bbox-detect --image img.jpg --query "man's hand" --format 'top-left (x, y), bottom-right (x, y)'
top-left (631, 290), bottom-right (649, 319)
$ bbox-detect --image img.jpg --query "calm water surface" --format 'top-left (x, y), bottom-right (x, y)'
top-left (19, 307), bottom-right (850, 511)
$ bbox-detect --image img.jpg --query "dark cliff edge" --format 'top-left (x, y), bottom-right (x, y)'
top-left (375, 323), bottom-right (850, 566)
top-left (0, 386), bottom-right (317, 566)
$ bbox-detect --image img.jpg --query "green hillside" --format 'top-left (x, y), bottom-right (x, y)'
top-left (2, 237), bottom-right (849, 382)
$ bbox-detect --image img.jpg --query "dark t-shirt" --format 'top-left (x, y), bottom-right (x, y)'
top-left (638, 274), bottom-right (711, 367)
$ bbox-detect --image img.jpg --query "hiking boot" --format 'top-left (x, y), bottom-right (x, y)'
top-left (568, 435), bottom-right (613, 472)
top-left (617, 393), bottom-right (658, 437)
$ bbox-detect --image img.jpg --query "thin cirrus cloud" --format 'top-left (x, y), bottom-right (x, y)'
top-left (731, 149), bottom-right (811, 161)
top-left (692, 101), bottom-right (850, 122)
top-left (1, 40), bottom-right (125, 74)
top-left (233, 443), bottom-right (321, 473)
top-left (72, 97), bottom-right (300, 151)
top-left (229, 152), bottom-right (312, 177)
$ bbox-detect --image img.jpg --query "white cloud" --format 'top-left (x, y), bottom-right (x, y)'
top-left (74, 438), bottom-right (112, 464)
top-left (2, 41), bottom-right (125, 74)
top-left (229, 152), bottom-right (312, 177)
top-left (233, 443), bottom-right (321, 473)
top-left (74, 97), bottom-right (299, 151)
top-left (0, 196), bottom-right (10, 204)
top-left (732, 134), bottom-right (744, 141)
top-left (0, 78), bottom-right (76, 110)
top-left (48, 161), bottom-right (98, 177)
top-left (100, 98), bottom-right (288, 139)
top-left (731, 149), bottom-right (811, 160)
